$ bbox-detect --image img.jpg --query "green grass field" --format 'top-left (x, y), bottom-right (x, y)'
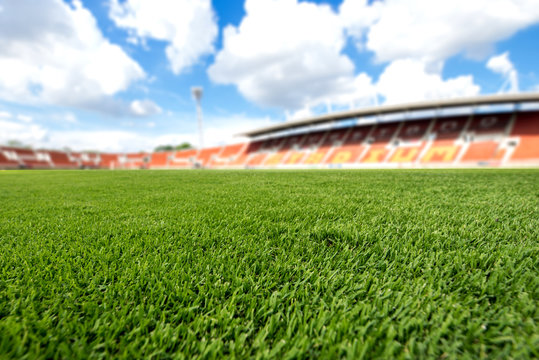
top-left (0, 170), bottom-right (538, 359)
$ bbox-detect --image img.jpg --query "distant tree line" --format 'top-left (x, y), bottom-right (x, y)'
top-left (154, 142), bottom-right (193, 152)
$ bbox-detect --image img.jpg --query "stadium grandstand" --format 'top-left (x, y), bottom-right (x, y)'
top-left (2, 93), bottom-right (539, 170)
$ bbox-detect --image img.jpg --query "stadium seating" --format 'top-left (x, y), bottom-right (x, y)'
top-left (359, 123), bottom-right (399, 164)
top-left (70, 152), bottom-right (100, 168)
top-left (169, 149), bottom-right (197, 168)
top-left (283, 131), bottom-right (326, 165)
top-left (120, 153), bottom-right (148, 169)
top-left (419, 117), bottom-right (467, 164)
top-left (209, 143), bottom-right (247, 167)
top-left (302, 129), bottom-right (347, 165)
top-left (264, 135), bottom-right (304, 166)
top-left (468, 113), bottom-right (511, 135)
top-left (196, 146), bottom-right (222, 167)
top-left (99, 153), bottom-right (120, 169)
top-left (1, 147), bottom-right (51, 169)
top-left (49, 151), bottom-right (79, 169)
top-left (148, 151), bottom-right (172, 169)
top-left (0, 150), bottom-right (20, 169)
top-left (246, 152), bottom-right (268, 167)
top-left (387, 120), bottom-right (430, 164)
top-left (1, 111), bottom-right (538, 170)
top-left (510, 112), bottom-right (539, 162)
top-left (326, 127), bottom-right (368, 164)
top-left (229, 141), bottom-right (263, 167)
top-left (420, 140), bottom-right (461, 163)
top-left (461, 141), bottom-right (500, 162)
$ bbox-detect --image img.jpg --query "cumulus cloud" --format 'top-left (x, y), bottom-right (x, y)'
top-left (0, 111), bottom-right (12, 118)
top-left (16, 114), bottom-right (33, 123)
top-left (1, 112), bottom-right (274, 152)
top-left (0, 119), bottom-right (48, 145)
top-left (376, 59), bottom-right (480, 104)
top-left (208, 0), bottom-right (376, 112)
top-left (109, 0), bottom-right (218, 74)
top-left (63, 113), bottom-right (78, 124)
top-left (339, 0), bottom-right (382, 44)
top-left (207, 0), bottom-right (539, 115)
top-left (342, 0), bottom-right (539, 64)
top-left (130, 99), bottom-right (163, 117)
top-left (487, 52), bottom-right (519, 93)
top-left (0, 0), bottom-right (150, 115)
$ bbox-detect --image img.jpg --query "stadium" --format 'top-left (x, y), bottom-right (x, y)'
top-left (2, 93), bottom-right (539, 170)
top-left (2, 0), bottom-right (539, 359)
top-left (2, 95), bottom-right (538, 359)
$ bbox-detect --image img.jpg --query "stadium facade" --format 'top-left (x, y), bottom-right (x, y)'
top-left (1, 93), bottom-right (539, 169)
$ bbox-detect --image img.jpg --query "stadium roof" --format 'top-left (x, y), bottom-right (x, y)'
top-left (239, 92), bottom-right (539, 137)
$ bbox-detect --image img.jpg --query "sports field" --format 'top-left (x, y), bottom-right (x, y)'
top-left (0, 170), bottom-right (538, 359)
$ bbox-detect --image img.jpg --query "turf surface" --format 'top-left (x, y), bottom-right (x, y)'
top-left (0, 170), bottom-right (538, 359)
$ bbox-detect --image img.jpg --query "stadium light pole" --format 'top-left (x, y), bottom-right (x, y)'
top-left (191, 87), bottom-right (204, 150)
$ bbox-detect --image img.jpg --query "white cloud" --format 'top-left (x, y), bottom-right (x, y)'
top-left (130, 99), bottom-right (163, 117)
top-left (0, 0), bottom-right (148, 115)
top-left (209, 0), bottom-right (376, 112)
top-left (109, 0), bottom-right (218, 74)
top-left (16, 114), bottom-right (33, 123)
top-left (487, 52), bottom-right (519, 93)
top-left (1, 112), bottom-right (273, 152)
top-left (339, 0), bottom-right (382, 44)
top-left (48, 130), bottom-right (153, 152)
top-left (0, 119), bottom-right (48, 145)
top-left (342, 0), bottom-right (539, 64)
top-left (286, 107), bottom-right (315, 121)
top-left (63, 113), bottom-right (78, 124)
top-left (0, 111), bottom-right (12, 118)
top-left (376, 59), bottom-right (480, 104)
top-left (210, 0), bottom-right (508, 115)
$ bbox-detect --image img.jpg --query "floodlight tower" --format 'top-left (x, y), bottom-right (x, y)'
top-left (191, 86), bottom-right (204, 150)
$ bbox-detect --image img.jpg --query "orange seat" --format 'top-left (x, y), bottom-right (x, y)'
top-left (196, 146), bottom-right (222, 167)
top-left (303, 147), bottom-right (331, 165)
top-left (305, 129), bottom-right (347, 164)
top-left (281, 132), bottom-right (325, 165)
top-left (327, 146), bottom-right (365, 164)
top-left (229, 153), bottom-right (250, 166)
top-left (246, 153), bottom-right (268, 166)
top-left (0, 151), bottom-right (19, 168)
top-left (325, 127), bottom-right (370, 164)
top-left (2, 147), bottom-right (51, 169)
top-left (209, 143), bottom-right (247, 167)
top-left (461, 141), bottom-right (499, 162)
top-left (48, 151), bottom-right (79, 168)
top-left (389, 145), bottom-right (424, 163)
top-left (357, 123), bottom-right (398, 164)
top-left (99, 153), bottom-right (120, 169)
top-left (263, 135), bottom-right (304, 166)
top-left (149, 152), bottom-right (172, 168)
top-left (510, 112), bottom-right (539, 161)
top-left (420, 140), bottom-right (460, 163)
top-left (361, 145), bottom-right (389, 163)
top-left (72, 152), bottom-right (99, 168)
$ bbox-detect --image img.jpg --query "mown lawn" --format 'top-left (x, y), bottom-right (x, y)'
top-left (0, 170), bottom-right (538, 359)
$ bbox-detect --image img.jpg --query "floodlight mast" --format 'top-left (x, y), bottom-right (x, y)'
top-left (191, 87), bottom-right (204, 150)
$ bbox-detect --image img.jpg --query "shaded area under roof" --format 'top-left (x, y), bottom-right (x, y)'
top-left (238, 92), bottom-right (539, 137)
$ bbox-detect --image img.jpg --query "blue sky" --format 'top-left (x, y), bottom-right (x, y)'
top-left (0, 0), bottom-right (538, 152)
